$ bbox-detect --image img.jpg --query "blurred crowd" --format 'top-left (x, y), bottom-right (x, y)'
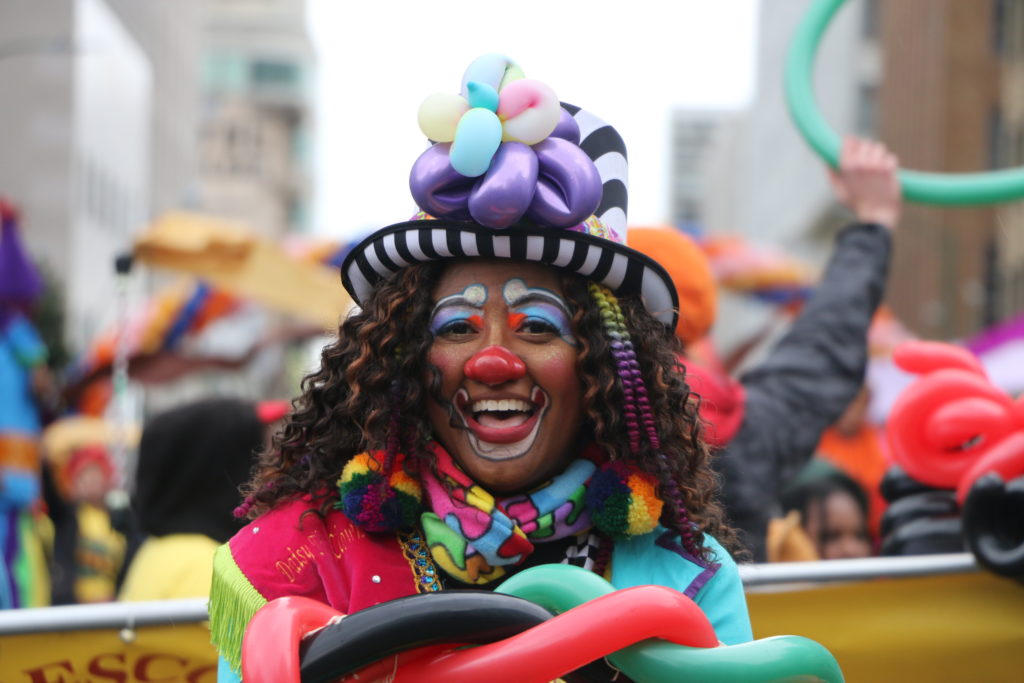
top-left (4, 396), bottom-right (285, 608)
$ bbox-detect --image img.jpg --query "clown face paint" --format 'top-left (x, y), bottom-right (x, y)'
top-left (429, 283), bottom-right (488, 337)
top-left (427, 261), bottom-right (583, 494)
top-left (502, 278), bottom-right (578, 347)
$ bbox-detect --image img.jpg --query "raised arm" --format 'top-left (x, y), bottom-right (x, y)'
top-left (715, 137), bottom-right (901, 560)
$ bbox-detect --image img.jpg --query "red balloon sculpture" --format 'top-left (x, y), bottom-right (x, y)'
top-left (888, 341), bottom-right (1024, 502)
top-left (241, 588), bottom-right (716, 683)
top-left (238, 579), bottom-right (844, 683)
top-left (887, 340), bottom-right (1024, 577)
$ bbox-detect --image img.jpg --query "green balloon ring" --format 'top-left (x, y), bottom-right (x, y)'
top-left (785, 0), bottom-right (1024, 205)
top-left (497, 564), bottom-right (844, 683)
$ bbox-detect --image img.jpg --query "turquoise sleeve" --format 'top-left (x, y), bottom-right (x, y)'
top-left (694, 536), bottom-right (753, 645)
top-left (611, 529), bottom-right (753, 645)
top-left (7, 316), bottom-right (46, 367)
top-left (218, 656), bottom-right (243, 683)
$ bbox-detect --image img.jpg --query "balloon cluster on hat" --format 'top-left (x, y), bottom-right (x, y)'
top-left (411, 54), bottom-right (603, 229)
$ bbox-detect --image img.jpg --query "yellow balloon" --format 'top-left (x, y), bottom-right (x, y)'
top-left (418, 92), bottom-right (469, 142)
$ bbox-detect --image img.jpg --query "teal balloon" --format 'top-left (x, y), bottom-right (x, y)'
top-left (466, 81), bottom-right (500, 112)
top-left (498, 564), bottom-right (844, 683)
top-left (785, 0), bottom-right (1024, 205)
top-left (496, 562), bottom-right (610, 611)
top-left (450, 107), bottom-right (503, 177)
top-left (611, 636), bottom-right (845, 683)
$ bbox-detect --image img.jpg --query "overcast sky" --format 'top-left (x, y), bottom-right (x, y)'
top-left (307, 0), bottom-right (760, 240)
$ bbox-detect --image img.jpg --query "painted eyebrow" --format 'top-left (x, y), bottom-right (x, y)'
top-left (504, 288), bottom-right (573, 316)
top-left (430, 283), bottom-right (488, 319)
top-left (503, 282), bottom-right (578, 346)
top-left (429, 293), bottom-right (484, 320)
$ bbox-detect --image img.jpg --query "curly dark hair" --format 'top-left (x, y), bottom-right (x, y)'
top-left (241, 261), bottom-right (741, 559)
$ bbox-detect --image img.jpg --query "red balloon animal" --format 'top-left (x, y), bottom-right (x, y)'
top-left (887, 340), bottom-right (1024, 577)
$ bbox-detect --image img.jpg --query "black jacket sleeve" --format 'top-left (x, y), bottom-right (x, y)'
top-left (714, 222), bottom-right (892, 561)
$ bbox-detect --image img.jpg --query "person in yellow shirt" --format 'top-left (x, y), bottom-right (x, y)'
top-left (119, 398), bottom-right (275, 601)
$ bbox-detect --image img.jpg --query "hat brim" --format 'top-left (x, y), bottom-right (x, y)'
top-left (340, 220), bottom-right (679, 329)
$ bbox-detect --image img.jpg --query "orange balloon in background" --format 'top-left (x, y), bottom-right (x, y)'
top-left (628, 227), bottom-right (717, 346)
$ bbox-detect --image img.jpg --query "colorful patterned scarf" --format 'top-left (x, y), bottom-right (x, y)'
top-left (420, 444), bottom-right (604, 585)
top-left (337, 442), bottom-right (664, 586)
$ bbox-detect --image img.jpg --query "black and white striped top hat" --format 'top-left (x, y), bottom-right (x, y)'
top-left (340, 62), bottom-right (678, 329)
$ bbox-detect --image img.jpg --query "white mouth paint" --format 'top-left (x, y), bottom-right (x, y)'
top-left (454, 386), bottom-right (549, 461)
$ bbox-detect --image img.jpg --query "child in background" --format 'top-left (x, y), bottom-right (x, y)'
top-left (41, 417), bottom-right (127, 604)
top-left (770, 459), bottom-right (873, 562)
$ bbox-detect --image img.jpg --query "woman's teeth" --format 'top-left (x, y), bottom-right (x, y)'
top-left (471, 398), bottom-right (532, 413)
top-left (471, 398), bottom-right (534, 427)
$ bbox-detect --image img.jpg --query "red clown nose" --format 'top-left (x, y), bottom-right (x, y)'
top-left (464, 346), bottom-right (526, 385)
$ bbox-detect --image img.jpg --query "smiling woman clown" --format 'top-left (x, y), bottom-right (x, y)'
top-left (209, 55), bottom-right (752, 678)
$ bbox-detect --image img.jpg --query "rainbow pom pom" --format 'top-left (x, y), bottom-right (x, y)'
top-left (586, 461), bottom-right (663, 539)
top-left (336, 452), bottom-right (423, 532)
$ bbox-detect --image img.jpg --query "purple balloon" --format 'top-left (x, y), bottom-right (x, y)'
top-left (409, 144), bottom-right (475, 221)
top-left (468, 142), bottom-right (539, 228)
top-left (409, 128), bottom-right (600, 230)
top-left (549, 107), bottom-right (580, 145)
top-left (525, 138), bottom-right (602, 227)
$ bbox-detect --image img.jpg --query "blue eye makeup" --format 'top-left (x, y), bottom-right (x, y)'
top-left (502, 278), bottom-right (577, 346)
top-left (430, 309), bottom-right (484, 336)
top-left (430, 284), bottom-right (488, 336)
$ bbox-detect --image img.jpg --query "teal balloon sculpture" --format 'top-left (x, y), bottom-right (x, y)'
top-left (785, 0), bottom-right (1024, 205)
top-left (497, 564), bottom-right (844, 683)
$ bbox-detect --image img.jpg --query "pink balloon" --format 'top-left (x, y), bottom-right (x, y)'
top-left (497, 79), bottom-right (544, 119)
top-left (497, 79), bottom-right (560, 145)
